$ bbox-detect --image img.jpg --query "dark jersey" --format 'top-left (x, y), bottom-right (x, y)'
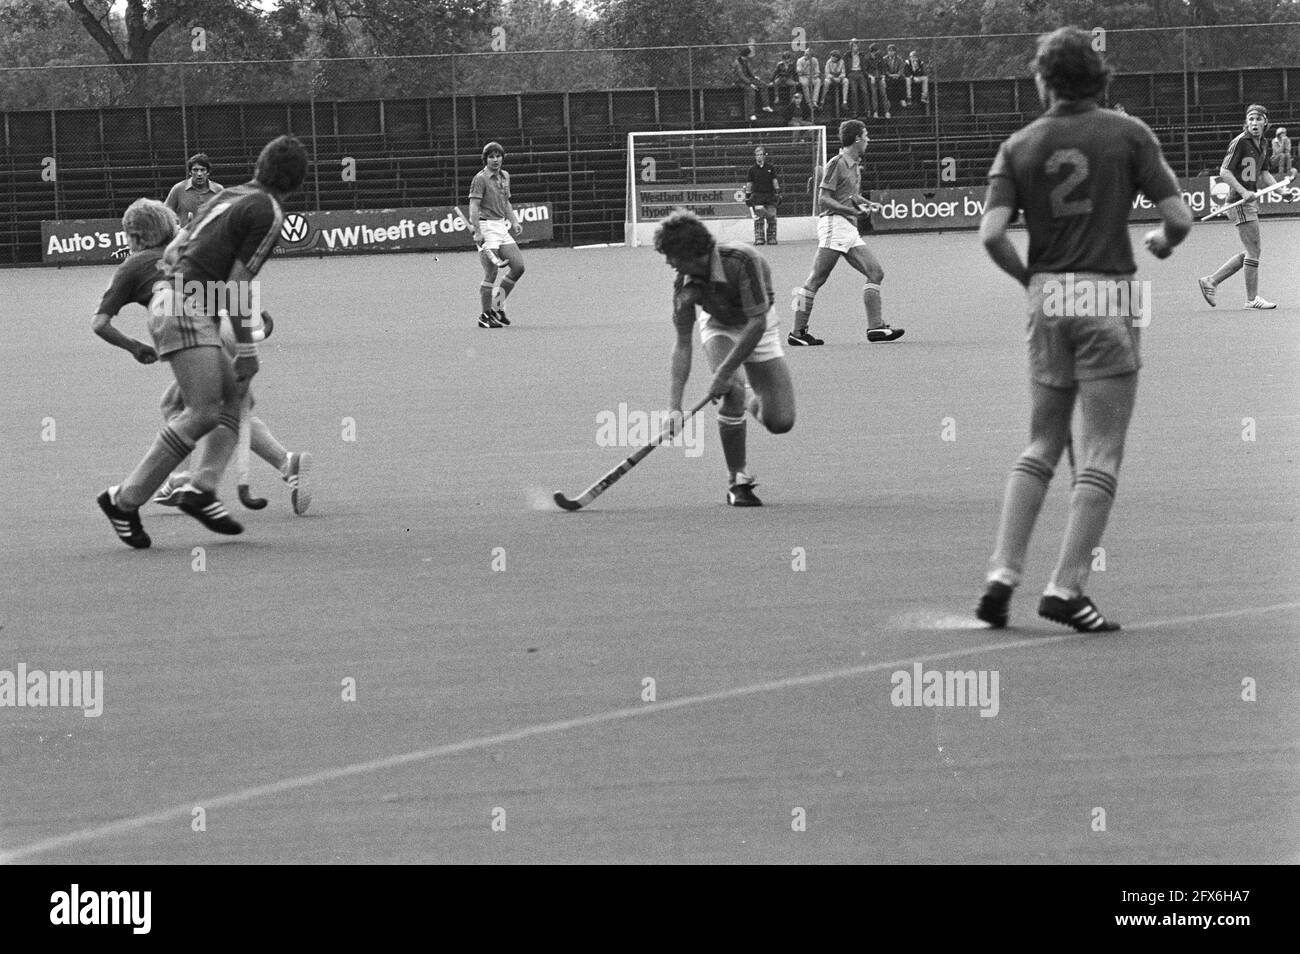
top-left (673, 242), bottom-right (774, 329)
top-left (1221, 131), bottom-right (1268, 201)
top-left (97, 248), bottom-right (166, 316)
top-left (985, 100), bottom-right (1179, 275)
top-left (169, 182), bottom-right (284, 285)
top-left (746, 163), bottom-right (780, 203)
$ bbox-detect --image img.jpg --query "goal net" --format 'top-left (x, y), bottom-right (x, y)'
top-left (626, 126), bottom-right (828, 247)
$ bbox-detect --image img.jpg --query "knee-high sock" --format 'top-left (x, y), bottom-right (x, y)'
top-left (117, 425), bottom-right (196, 509)
top-left (1243, 257), bottom-right (1259, 299)
top-left (792, 286), bottom-right (815, 331)
top-left (190, 409), bottom-right (241, 493)
top-left (988, 455), bottom-right (1055, 586)
top-left (1209, 251), bottom-right (1245, 286)
top-left (717, 414), bottom-right (747, 480)
top-left (250, 417), bottom-right (289, 473)
top-left (480, 280), bottom-right (495, 313)
top-left (499, 275), bottom-right (518, 303)
top-left (863, 282), bottom-right (882, 328)
top-left (1049, 468), bottom-right (1118, 596)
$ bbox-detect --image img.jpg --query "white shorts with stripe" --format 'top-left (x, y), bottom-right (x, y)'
top-left (817, 214), bottom-right (865, 252)
top-left (479, 219), bottom-right (517, 251)
top-left (697, 307), bottom-right (785, 363)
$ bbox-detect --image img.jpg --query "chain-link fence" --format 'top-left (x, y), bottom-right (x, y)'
top-left (3, 23), bottom-right (1297, 261)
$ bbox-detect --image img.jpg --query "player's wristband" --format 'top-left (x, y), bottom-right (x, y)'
top-left (235, 342), bottom-right (258, 359)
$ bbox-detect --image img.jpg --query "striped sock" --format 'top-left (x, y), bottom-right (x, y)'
top-left (1243, 257), bottom-right (1259, 299)
top-left (117, 425), bottom-right (195, 509)
top-left (988, 455), bottom-right (1055, 584)
top-left (1209, 252), bottom-right (1245, 286)
top-left (1051, 467), bottom-right (1118, 594)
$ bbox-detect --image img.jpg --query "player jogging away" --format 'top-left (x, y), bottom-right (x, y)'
top-left (656, 210), bottom-right (796, 506)
top-left (975, 26), bottom-right (1192, 632)
top-left (468, 141), bottom-right (525, 328)
top-left (1198, 104), bottom-right (1284, 310)
top-left (97, 135), bottom-right (308, 549)
top-left (788, 120), bottom-right (904, 346)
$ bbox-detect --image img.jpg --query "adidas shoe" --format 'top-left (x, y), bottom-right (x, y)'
top-left (787, 328), bottom-right (824, 346)
top-left (976, 581), bottom-right (1013, 628)
top-left (175, 485), bottom-right (243, 535)
top-left (1197, 277), bottom-right (1216, 307)
top-left (492, 309), bottom-right (510, 326)
top-left (477, 311), bottom-right (503, 328)
top-left (152, 477), bottom-right (184, 507)
top-left (285, 451), bottom-right (313, 516)
top-left (727, 474), bottom-right (763, 507)
top-left (867, 325), bottom-right (905, 342)
top-left (1244, 296), bottom-right (1277, 309)
top-left (1037, 594), bottom-right (1120, 633)
top-left (97, 488), bottom-right (151, 549)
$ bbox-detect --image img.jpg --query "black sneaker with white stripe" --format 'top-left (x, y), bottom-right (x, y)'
top-left (787, 328), bottom-right (824, 346)
top-left (1037, 594), bottom-right (1119, 632)
top-left (97, 487), bottom-right (151, 549)
top-left (176, 485), bottom-right (243, 535)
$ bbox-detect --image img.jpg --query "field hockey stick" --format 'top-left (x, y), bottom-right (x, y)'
top-left (1200, 174), bottom-right (1294, 221)
top-left (554, 395), bottom-right (715, 512)
top-left (454, 206), bottom-right (508, 267)
top-left (236, 391), bottom-right (267, 510)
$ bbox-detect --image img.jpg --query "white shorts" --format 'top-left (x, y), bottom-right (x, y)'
top-left (818, 214), bottom-right (865, 252)
top-left (698, 307), bottom-right (785, 363)
top-left (479, 218), bottom-right (517, 250)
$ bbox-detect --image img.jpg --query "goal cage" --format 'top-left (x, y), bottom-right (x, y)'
top-left (625, 126), bottom-right (828, 247)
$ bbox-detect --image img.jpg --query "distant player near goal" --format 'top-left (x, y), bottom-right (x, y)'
top-left (656, 210), bottom-right (796, 507)
top-left (744, 146), bottom-right (782, 245)
top-left (788, 120), bottom-right (904, 346)
top-left (975, 26), bottom-right (1191, 632)
top-left (1197, 105), bottom-right (1283, 310)
top-left (468, 141), bottom-right (525, 328)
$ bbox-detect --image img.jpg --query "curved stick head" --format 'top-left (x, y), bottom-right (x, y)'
top-left (553, 492), bottom-right (583, 511)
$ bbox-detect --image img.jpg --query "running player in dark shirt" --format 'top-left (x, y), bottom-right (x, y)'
top-left (656, 210), bottom-right (795, 507)
top-left (1197, 105), bottom-right (1286, 310)
top-left (98, 135), bottom-right (308, 549)
top-left (975, 26), bottom-right (1192, 632)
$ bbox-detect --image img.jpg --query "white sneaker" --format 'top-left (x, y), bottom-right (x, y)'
top-left (1244, 296), bottom-right (1277, 310)
top-left (1197, 277), bottom-right (1216, 307)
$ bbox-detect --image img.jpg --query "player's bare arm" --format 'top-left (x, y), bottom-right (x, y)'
top-left (708, 311), bottom-right (765, 399)
top-left (91, 311), bottom-right (158, 364)
top-left (1143, 195), bottom-right (1193, 259)
top-left (468, 196), bottom-right (483, 242)
top-left (979, 205), bottom-right (1029, 286)
top-left (1218, 165), bottom-right (1254, 199)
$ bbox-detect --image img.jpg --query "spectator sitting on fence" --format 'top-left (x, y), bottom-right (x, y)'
top-left (903, 50), bottom-right (929, 107)
top-left (884, 45), bottom-right (907, 112)
top-left (822, 50), bottom-right (848, 112)
top-left (771, 50), bottom-right (799, 106)
top-left (785, 89), bottom-right (814, 127)
top-left (796, 48), bottom-right (821, 115)
top-left (164, 153), bottom-right (223, 227)
top-left (1272, 126), bottom-right (1294, 176)
top-left (866, 43), bottom-right (889, 119)
top-left (735, 46), bottom-right (774, 120)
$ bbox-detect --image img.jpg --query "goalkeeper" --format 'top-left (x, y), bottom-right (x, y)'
top-left (744, 146), bottom-right (782, 246)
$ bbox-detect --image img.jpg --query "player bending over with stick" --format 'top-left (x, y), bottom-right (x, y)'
top-left (975, 26), bottom-right (1192, 632)
top-left (788, 120), bottom-right (903, 346)
top-left (1198, 104), bottom-right (1286, 310)
top-left (656, 210), bottom-right (796, 507)
top-left (468, 141), bottom-right (525, 328)
top-left (97, 135), bottom-right (308, 549)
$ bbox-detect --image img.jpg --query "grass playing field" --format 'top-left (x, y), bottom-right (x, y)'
top-left (1, 222), bottom-right (1297, 864)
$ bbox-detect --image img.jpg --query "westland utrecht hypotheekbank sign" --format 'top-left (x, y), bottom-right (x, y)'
top-left (41, 203), bottom-right (553, 264)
